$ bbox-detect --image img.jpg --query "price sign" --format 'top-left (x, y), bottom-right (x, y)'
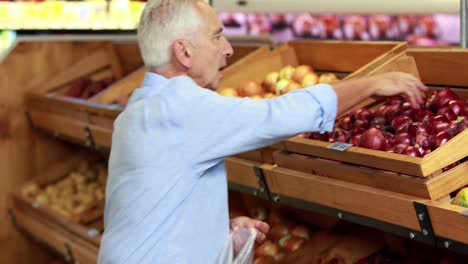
top-left (327, 142), bottom-right (353, 151)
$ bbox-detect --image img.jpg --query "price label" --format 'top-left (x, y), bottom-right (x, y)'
top-left (460, 209), bottom-right (468, 217)
top-left (327, 142), bottom-right (353, 151)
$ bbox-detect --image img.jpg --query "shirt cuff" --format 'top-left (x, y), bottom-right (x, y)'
top-left (304, 83), bottom-right (338, 133)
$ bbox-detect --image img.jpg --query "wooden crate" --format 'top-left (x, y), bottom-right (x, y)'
top-left (219, 41), bottom-right (406, 88)
top-left (257, 161), bottom-right (423, 231)
top-left (221, 41), bottom-right (407, 163)
top-left (13, 152), bottom-right (106, 234)
top-left (25, 42), bottom-right (124, 142)
top-left (11, 202), bottom-right (99, 264)
top-left (273, 150), bottom-right (468, 200)
top-left (275, 49), bottom-right (468, 178)
top-left (425, 200), bottom-right (468, 245)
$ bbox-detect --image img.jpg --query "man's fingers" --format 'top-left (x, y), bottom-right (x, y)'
top-left (256, 232), bottom-right (266, 244)
top-left (255, 221), bottom-right (270, 234)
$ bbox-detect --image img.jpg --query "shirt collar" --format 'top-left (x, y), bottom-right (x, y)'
top-left (128, 72), bottom-right (170, 103)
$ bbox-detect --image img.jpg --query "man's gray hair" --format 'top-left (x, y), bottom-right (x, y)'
top-left (137, 0), bottom-right (203, 71)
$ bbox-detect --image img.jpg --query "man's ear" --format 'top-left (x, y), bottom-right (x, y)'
top-left (173, 40), bottom-right (193, 69)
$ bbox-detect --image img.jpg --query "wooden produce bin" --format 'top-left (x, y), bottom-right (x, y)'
top-left (220, 41), bottom-right (407, 164)
top-left (11, 151), bottom-right (106, 247)
top-left (425, 200), bottom-right (468, 247)
top-left (11, 202), bottom-right (99, 264)
top-left (25, 42), bottom-right (125, 144)
top-left (225, 157), bottom-right (270, 200)
top-left (275, 49), bottom-right (468, 178)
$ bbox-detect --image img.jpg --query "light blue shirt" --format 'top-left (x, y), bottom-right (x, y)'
top-left (98, 72), bottom-right (337, 264)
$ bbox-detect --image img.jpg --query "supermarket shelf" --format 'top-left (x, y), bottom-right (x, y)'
top-left (224, 157), bottom-right (468, 255)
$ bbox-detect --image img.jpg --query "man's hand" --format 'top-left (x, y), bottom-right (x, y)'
top-left (230, 216), bottom-right (270, 244)
top-left (333, 71), bottom-right (428, 115)
top-left (370, 72), bottom-right (428, 108)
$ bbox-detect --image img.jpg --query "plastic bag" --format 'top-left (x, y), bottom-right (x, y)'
top-left (218, 228), bottom-right (257, 264)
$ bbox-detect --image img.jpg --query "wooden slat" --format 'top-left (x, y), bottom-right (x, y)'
top-left (219, 45), bottom-right (298, 89)
top-left (274, 151), bottom-right (468, 200)
top-left (36, 47), bottom-right (115, 94)
top-left (289, 40), bottom-right (405, 73)
top-left (29, 111), bottom-right (88, 142)
top-left (425, 201), bottom-right (468, 245)
top-left (264, 166), bottom-right (422, 230)
top-left (12, 205), bottom-right (99, 264)
top-left (88, 125), bottom-right (113, 148)
top-left (425, 161), bottom-right (468, 201)
top-left (90, 66), bottom-right (146, 104)
top-left (279, 137), bottom-right (425, 176)
top-left (26, 94), bottom-right (89, 122)
top-left (224, 157), bottom-right (261, 189)
top-left (421, 130), bottom-right (468, 176)
top-left (408, 48), bottom-right (468, 87)
top-left (236, 147), bottom-right (275, 164)
top-left (273, 151), bottom-right (428, 198)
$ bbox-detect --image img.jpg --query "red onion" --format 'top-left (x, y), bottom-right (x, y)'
top-left (358, 128), bottom-right (386, 150)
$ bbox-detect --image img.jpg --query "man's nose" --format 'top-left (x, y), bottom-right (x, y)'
top-left (223, 37), bottom-right (234, 58)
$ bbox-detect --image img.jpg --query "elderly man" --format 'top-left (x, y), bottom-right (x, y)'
top-left (98, 0), bottom-right (427, 263)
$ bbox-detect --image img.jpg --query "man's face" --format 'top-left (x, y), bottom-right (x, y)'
top-left (188, 2), bottom-right (233, 90)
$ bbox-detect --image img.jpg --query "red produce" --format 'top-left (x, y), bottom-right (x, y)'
top-left (350, 127), bottom-right (366, 136)
top-left (382, 131), bottom-right (395, 147)
top-left (278, 235), bottom-right (305, 253)
top-left (268, 224), bottom-right (290, 242)
top-left (403, 146), bottom-right (422, 157)
top-left (415, 110), bottom-right (434, 123)
top-left (351, 108), bottom-right (374, 123)
top-left (385, 95), bottom-right (404, 105)
top-left (254, 240), bottom-right (280, 258)
top-left (399, 101), bottom-right (417, 118)
top-left (430, 131), bottom-right (452, 150)
top-left (352, 119), bottom-right (370, 130)
top-left (350, 134), bottom-right (362, 146)
top-left (394, 132), bottom-right (413, 145)
top-left (408, 122), bottom-right (431, 136)
top-left (432, 122), bottom-right (450, 134)
top-left (384, 104), bottom-right (401, 124)
top-left (426, 87), bottom-right (459, 113)
top-left (447, 100), bottom-right (465, 116)
top-left (328, 128), bottom-right (349, 143)
top-left (433, 114), bottom-right (450, 125)
top-left (359, 128), bottom-right (386, 150)
top-left (291, 225), bottom-right (310, 240)
top-left (414, 133), bottom-right (431, 150)
top-left (390, 143), bottom-right (409, 154)
top-left (437, 107), bottom-right (457, 121)
top-left (310, 131), bottom-right (330, 142)
top-left (371, 116), bottom-right (387, 127)
top-left (338, 116), bottom-right (352, 130)
top-left (391, 115), bottom-right (413, 129)
top-left (253, 256), bottom-right (275, 264)
top-left (374, 105), bottom-right (388, 118)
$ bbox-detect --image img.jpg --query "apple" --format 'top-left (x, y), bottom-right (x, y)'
top-left (281, 81), bottom-right (302, 95)
top-left (278, 65), bottom-right (295, 80)
top-left (238, 80), bottom-right (264, 97)
top-left (262, 72), bottom-right (279, 93)
top-left (292, 65), bottom-right (313, 83)
top-left (301, 72), bottom-right (319, 87)
top-left (318, 73), bottom-right (338, 83)
top-left (275, 79), bottom-right (291, 95)
top-left (217, 87), bottom-right (239, 97)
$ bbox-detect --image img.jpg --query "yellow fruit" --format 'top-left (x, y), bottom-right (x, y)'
top-left (452, 187), bottom-right (468, 208)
